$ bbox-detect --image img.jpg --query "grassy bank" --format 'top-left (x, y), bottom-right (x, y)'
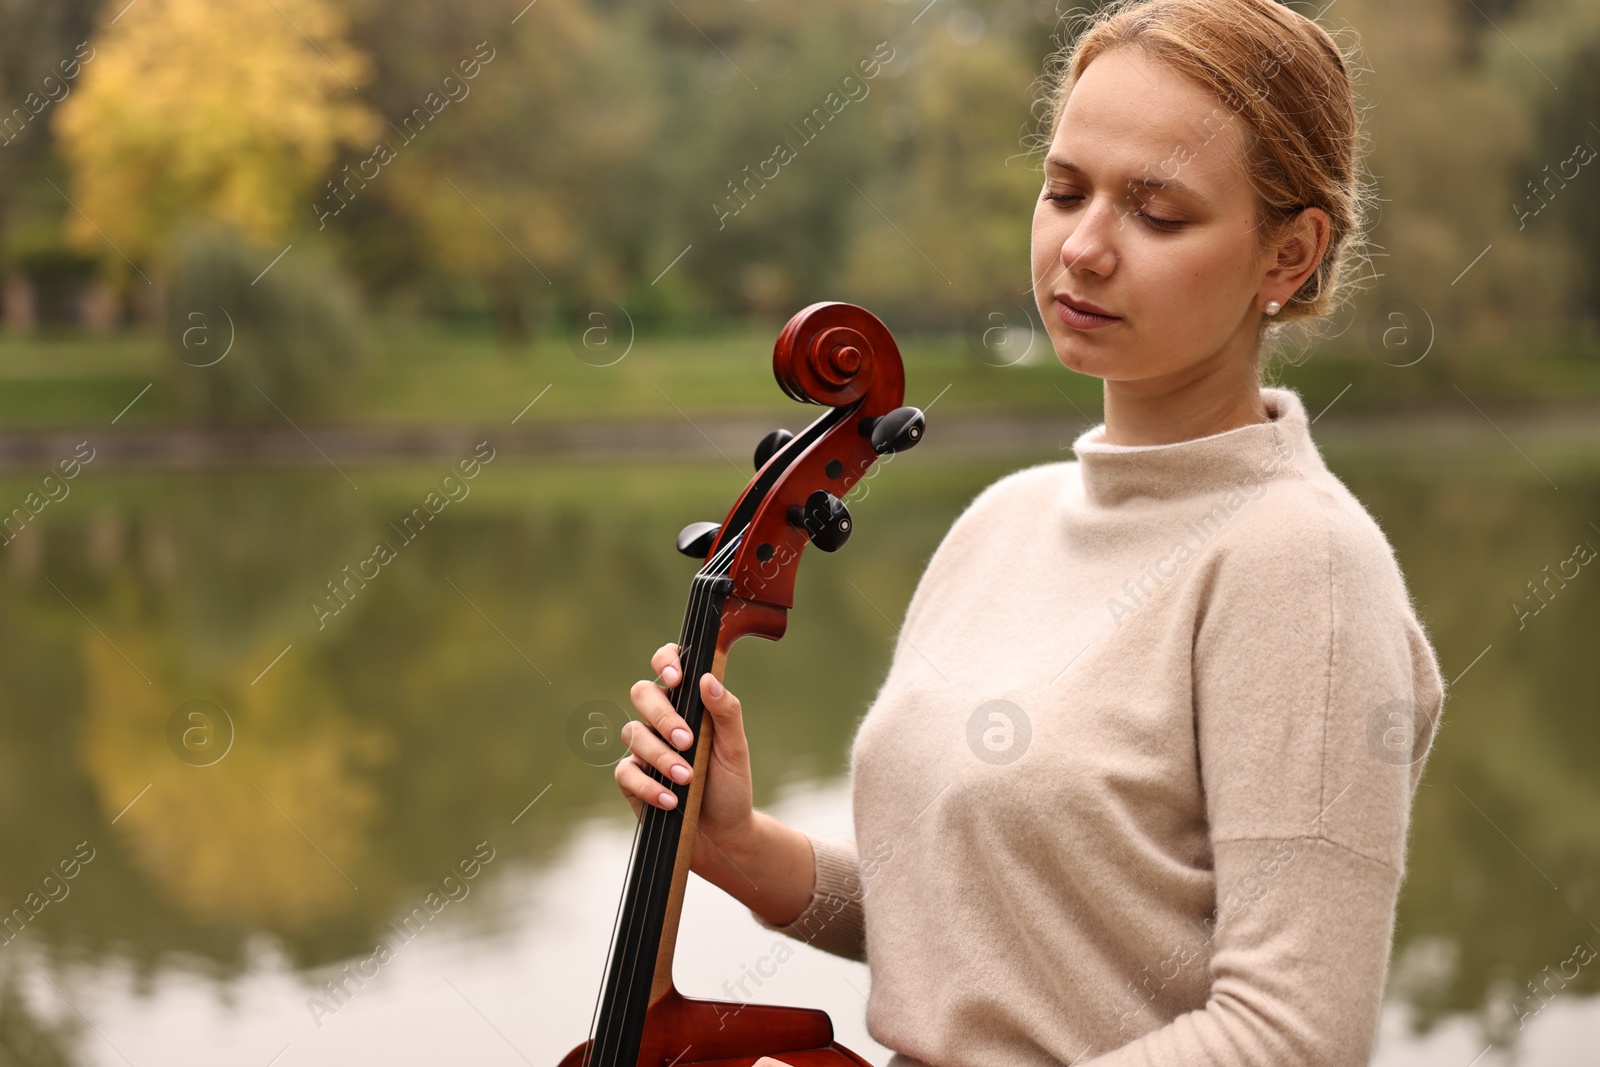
top-left (1, 320), bottom-right (1597, 429)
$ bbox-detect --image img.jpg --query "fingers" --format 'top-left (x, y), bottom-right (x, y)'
top-left (629, 674), bottom-right (694, 754)
top-left (615, 743), bottom-right (683, 811)
top-left (619, 643), bottom-right (739, 816)
top-left (650, 642), bottom-right (682, 689)
top-left (625, 712), bottom-right (693, 785)
top-left (697, 672), bottom-right (751, 769)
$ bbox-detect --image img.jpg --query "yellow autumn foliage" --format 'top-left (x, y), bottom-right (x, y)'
top-left (52, 0), bottom-right (380, 268)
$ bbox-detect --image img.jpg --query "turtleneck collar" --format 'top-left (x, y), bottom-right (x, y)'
top-left (1069, 386), bottom-right (1322, 507)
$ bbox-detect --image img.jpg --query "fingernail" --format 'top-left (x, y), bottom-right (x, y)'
top-left (670, 764), bottom-right (690, 783)
top-left (671, 728), bottom-right (692, 749)
top-left (659, 791), bottom-right (677, 808)
top-left (707, 675), bottom-right (724, 698)
top-left (664, 665), bottom-right (679, 684)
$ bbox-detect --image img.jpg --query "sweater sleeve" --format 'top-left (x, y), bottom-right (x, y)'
top-left (1083, 503), bottom-right (1446, 1067)
top-left (749, 832), bottom-right (868, 963)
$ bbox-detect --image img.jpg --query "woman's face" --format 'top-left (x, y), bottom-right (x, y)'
top-left (1031, 47), bottom-right (1292, 385)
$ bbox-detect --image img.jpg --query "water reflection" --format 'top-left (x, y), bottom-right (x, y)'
top-left (0, 436), bottom-right (1595, 1064)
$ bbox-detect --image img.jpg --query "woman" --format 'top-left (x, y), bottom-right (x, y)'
top-left (617, 0), bottom-right (1446, 1063)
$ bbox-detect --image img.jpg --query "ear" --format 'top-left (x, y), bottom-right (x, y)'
top-left (1262, 206), bottom-right (1331, 300)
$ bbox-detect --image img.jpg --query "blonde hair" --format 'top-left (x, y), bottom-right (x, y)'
top-left (1031, 0), bottom-right (1378, 353)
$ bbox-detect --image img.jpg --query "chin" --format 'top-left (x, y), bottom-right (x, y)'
top-left (1052, 337), bottom-right (1107, 379)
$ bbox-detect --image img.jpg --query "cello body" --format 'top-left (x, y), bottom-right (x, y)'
top-left (562, 302), bottom-right (922, 1067)
top-left (556, 987), bottom-right (874, 1067)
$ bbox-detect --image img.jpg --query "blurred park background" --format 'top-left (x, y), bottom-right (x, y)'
top-left (0, 0), bottom-right (1597, 1064)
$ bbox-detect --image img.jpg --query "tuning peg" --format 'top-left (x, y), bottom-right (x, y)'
top-left (787, 490), bottom-right (852, 552)
top-left (863, 406), bottom-right (926, 455)
top-left (676, 521), bottom-right (721, 559)
top-left (754, 428), bottom-right (794, 470)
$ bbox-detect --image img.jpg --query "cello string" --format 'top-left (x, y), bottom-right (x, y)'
top-left (586, 583), bottom-right (704, 1064)
top-left (597, 538), bottom-right (727, 1057)
top-left (582, 626), bottom-right (690, 1067)
top-left (592, 532), bottom-right (738, 1058)
top-left (583, 758), bottom-right (650, 1067)
top-left (589, 590), bottom-right (700, 1064)
top-left (611, 531), bottom-right (738, 1051)
top-left (607, 534), bottom-right (736, 1050)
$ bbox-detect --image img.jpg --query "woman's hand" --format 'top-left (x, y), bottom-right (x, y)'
top-left (617, 642), bottom-right (758, 875)
top-left (752, 1060), bottom-right (795, 1067)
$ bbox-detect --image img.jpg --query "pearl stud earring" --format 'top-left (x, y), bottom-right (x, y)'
top-left (1264, 300), bottom-right (1281, 316)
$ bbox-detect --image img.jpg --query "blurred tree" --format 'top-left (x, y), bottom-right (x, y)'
top-left (840, 12), bottom-right (1045, 331)
top-left (52, 0), bottom-right (381, 282)
top-left (337, 0), bottom-right (652, 343)
top-left (4, 0), bottom-right (1592, 345)
top-left (164, 222), bottom-right (369, 423)
top-left (657, 19), bottom-right (894, 323)
top-left (0, 0), bottom-right (101, 330)
top-left (1502, 0), bottom-right (1600, 332)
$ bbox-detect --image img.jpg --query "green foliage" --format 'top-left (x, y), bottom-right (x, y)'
top-left (1, 0), bottom-right (1596, 342)
top-left (164, 224), bottom-right (369, 424)
top-left (1519, 3), bottom-right (1600, 321)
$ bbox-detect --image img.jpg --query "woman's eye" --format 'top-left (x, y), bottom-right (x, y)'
top-left (1137, 210), bottom-right (1184, 231)
top-left (1041, 188), bottom-right (1184, 231)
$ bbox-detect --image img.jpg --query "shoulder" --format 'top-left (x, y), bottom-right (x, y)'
top-left (1206, 468), bottom-right (1413, 606)
top-left (1195, 469), bottom-right (1444, 707)
top-left (1192, 472), bottom-right (1448, 853)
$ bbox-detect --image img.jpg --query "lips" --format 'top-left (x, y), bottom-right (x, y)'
top-left (1052, 292), bottom-right (1121, 332)
top-left (1054, 293), bottom-right (1119, 319)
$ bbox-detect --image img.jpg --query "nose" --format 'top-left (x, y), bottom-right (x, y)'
top-left (1058, 195), bottom-right (1119, 279)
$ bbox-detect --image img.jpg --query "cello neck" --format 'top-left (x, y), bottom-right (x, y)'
top-left (585, 570), bottom-right (733, 1065)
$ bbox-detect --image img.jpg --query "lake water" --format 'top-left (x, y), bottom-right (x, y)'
top-left (0, 422), bottom-right (1596, 1065)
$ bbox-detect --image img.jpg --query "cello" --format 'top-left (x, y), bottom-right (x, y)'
top-left (560, 302), bottom-right (925, 1067)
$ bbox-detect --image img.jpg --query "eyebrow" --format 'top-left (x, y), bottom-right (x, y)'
top-left (1044, 156), bottom-right (1208, 204)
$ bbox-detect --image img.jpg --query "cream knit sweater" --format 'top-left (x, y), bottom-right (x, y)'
top-left (752, 385), bottom-right (1446, 1067)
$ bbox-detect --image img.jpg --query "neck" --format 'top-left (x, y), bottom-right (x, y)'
top-left (1071, 386), bottom-right (1314, 508)
top-left (1100, 350), bottom-right (1267, 447)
